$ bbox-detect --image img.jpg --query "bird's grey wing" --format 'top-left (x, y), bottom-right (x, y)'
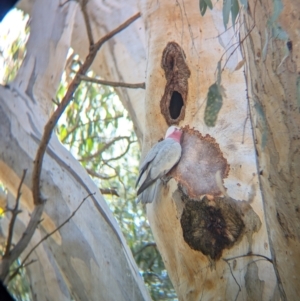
top-left (149, 140), bottom-right (182, 179)
top-left (137, 179), bottom-right (162, 204)
top-left (135, 140), bottom-right (163, 187)
top-left (137, 140), bottom-right (181, 195)
top-left (137, 172), bottom-right (156, 195)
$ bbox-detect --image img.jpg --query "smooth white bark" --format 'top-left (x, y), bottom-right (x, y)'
top-left (9, 0), bottom-right (299, 300)
top-left (1, 0), bottom-right (150, 300)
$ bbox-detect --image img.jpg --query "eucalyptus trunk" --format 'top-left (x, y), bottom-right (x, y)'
top-left (0, 0), bottom-right (298, 300)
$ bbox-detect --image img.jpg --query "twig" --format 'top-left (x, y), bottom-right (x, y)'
top-left (223, 258), bottom-right (241, 301)
top-left (4, 169), bottom-right (27, 257)
top-left (59, 0), bottom-right (73, 7)
top-left (32, 11), bottom-right (141, 205)
top-left (222, 252), bottom-right (273, 301)
top-left (86, 168), bottom-right (115, 180)
top-left (133, 242), bottom-right (156, 256)
top-left (101, 138), bottom-right (135, 164)
top-left (79, 75), bottom-right (146, 89)
top-left (61, 114), bottom-right (124, 144)
top-left (79, 136), bottom-right (131, 162)
top-left (8, 259), bottom-right (37, 282)
top-left (224, 252), bottom-right (273, 263)
top-left (2, 12), bottom-right (140, 282)
top-left (144, 271), bottom-right (164, 282)
top-left (0, 204), bottom-right (45, 281)
top-left (81, 0), bottom-right (94, 46)
top-left (20, 193), bottom-right (95, 269)
top-left (221, 25), bottom-right (255, 72)
top-left (104, 162), bottom-right (128, 200)
top-left (100, 188), bottom-right (119, 197)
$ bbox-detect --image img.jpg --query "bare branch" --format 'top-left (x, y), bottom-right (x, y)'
top-left (20, 193), bottom-right (95, 270)
top-left (223, 252), bottom-right (273, 263)
top-left (86, 168), bottom-right (116, 180)
top-left (1, 8), bottom-right (141, 286)
top-left (6, 193), bottom-right (93, 283)
top-left (8, 259), bottom-right (37, 283)
top-left (133, 242), bottom-right (157, 257)
top-left (81, 0), bottom-right (94, 46)
top-left (103, 162), bottom-right (128, 200)
top-left (102, 138), bottom-right (135, 163)
top-left (61, 114), bottom-right (124, 144)
top-left (222, 258), bottom-right (241, 301)
top-left (4, 169), bottom-right (27, 257)
top-left (4, 11), bottom-right (141, 283)
top-left (79, 136), bottom-right (131, 162)
top-left (100, 188), bottom-right (119, 197)
top-left (80, 75), bottom-right (146, 89)
top-left (221, 24), bottom-right (255, 72)
top-left (222, 252), bottom-right (273, 301)
top-left (32, 11), bottom-right (141, 205)
top-left (0, 204), bottom-right (45, 281)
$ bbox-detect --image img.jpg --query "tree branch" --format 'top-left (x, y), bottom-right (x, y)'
top-left (133, 242), bottom-right (157, 257)
top-left (86, 168), bottom-right (116, 180)
top-left (79, 75), bottom-right (146, 89)
top-left (79, 136), bottom-right (131, 162)
top-left (16, 193), bottom-right (95, 276)
top-left (223, 252), bottom-right (273, 263)
top-left (4, 169), bottom-right (27, 257)
top-left (102, 138), bottom-right (134, 163)
top-left (81, 0), bottom-right (94, 46)
top-left (0, 204), bottom-right (45, 281)
top-left (8, 259), bottom-right (37, 282)
top-left (100, 188), bottom-right (119, 197)
top-left (3, 9), bottom-right (141, 286)
top-left (32, 11), bottom-right (141, 206)
top-left (222, 258), bottom-right (241, 301)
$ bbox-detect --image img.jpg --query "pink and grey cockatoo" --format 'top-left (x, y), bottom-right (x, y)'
top-left (136, 126), bottom-right (183, 204)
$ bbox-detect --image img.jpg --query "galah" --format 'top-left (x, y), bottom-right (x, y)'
top-left (136, 126), bottom-right (183, 204)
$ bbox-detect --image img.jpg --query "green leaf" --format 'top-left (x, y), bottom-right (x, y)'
top-left (231, 0), bottom-right (239, 28)
top-left (87, 137), bottom-right (94, 153)
top-left (58, 125), bottom-right (67, 141)
top-left (204, 83), bottom-right (223, 127)
top-left (199, 0), bottom-right (208, 16)
top-left (223, 0), bottom-right (232, 29)
top-left (204, 0), bottom-right (213, 9)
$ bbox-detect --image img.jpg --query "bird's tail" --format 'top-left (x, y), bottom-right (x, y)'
top-left (137, 179), bottom-right (162, 204)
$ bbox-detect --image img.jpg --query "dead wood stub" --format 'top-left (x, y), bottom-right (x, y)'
top-left (160, 42), bottom-right (190, 125)
top-left (180, 195), bottom-right (245, 260)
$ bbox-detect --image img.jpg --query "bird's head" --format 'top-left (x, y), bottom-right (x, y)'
top-left (165, 126), bottom-right (182, 143)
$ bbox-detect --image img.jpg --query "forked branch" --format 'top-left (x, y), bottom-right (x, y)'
top-left (8, 193), bottom-right (95, 282)
top-left (32, 11), bottom-right (141, 206)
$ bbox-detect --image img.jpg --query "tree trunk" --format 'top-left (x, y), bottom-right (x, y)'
top-left (0, 0), bottom-right (150, 300)
top-left (4, 0), bottom-right (299, 300)
top-left (241, 1), bottom-right (300, 300)
top-left (137, 1), bottom-right (280, 300)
